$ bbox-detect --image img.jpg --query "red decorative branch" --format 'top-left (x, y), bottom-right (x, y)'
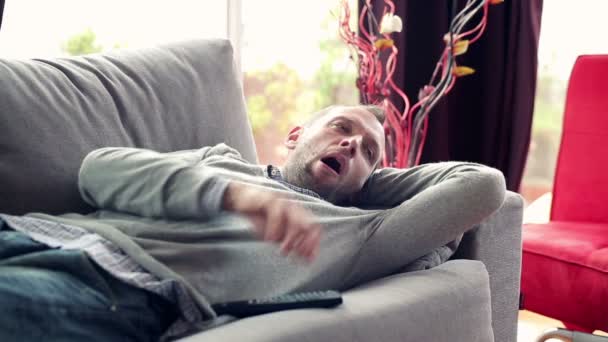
top-left (338, 0), bottom-right (501, 168)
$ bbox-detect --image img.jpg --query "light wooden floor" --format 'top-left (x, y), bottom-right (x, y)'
top-left (518, 310), bottom-right (608, 341)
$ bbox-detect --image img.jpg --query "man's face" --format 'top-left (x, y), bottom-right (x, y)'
top-left (282, 106), bottom-right (385, 204)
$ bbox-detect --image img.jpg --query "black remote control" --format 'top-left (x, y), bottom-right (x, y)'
top-left (211, 290), bottom-right (343, 318)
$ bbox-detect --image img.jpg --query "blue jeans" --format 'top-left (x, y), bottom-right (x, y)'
top-left (0, 228), bottom-right (179, 342)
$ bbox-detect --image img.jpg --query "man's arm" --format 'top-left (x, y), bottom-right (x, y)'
top-left (79, 146), bottom-right (321, 260)
top-left (355, 162), bottom-right (505, 208)
top-left (78, 146), bottom-right (229, 220)
top-left (343, 161), bottom-right (507, 287)
top-left (223, 181), bottom-right (321, 261)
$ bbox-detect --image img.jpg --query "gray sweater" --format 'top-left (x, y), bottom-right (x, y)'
top-left (29, 143), bottom-right (506, 324)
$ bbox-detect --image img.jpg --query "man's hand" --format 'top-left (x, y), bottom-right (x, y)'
top-left (222, 181), bottom-right (321, 262)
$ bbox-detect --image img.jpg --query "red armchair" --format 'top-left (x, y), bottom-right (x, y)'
top-left (521, 55), bottom-right (608, 333)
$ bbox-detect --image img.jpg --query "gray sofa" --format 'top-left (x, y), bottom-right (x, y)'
top-left (0, 39), bottom-right (523, 342)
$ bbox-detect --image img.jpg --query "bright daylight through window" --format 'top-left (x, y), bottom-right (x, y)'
top-left (520, 0), bottom-right (608, 209)
top-left (0, 1), bottom-right (228, 58)
top-left (0, 0), bottom-right (358, 167)
top-left (241, 0), bottom-right (358, 165)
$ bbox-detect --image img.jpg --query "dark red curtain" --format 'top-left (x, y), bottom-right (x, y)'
top-left (359, 0), bottom-right (543, 191)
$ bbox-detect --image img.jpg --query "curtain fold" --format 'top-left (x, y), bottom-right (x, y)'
top-left (359, 0), bottom-right (543, 191)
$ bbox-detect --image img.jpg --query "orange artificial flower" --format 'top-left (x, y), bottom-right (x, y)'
top-left (453, 66), bottom-right (476, 77)
top-left (453, 40), bottom-right (469, 56)
top-left (374, 38), bottom-right (395, 50)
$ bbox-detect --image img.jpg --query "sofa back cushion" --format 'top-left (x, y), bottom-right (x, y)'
top-left (0, 39), bottom-right (256, 215)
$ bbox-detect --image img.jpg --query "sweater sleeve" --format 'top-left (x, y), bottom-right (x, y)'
top-left (355, 162), bottom-right (506, 208)
top-left (342, 162), bottom-right (507, 287)
top-left (78, 146), bottom-right (231, 220)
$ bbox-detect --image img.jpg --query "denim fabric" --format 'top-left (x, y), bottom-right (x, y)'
top-left (0, 226), bottom-right (179, 342)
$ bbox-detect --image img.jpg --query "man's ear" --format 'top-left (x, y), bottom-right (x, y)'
top-left (284, 126), bottom-right (304, 150)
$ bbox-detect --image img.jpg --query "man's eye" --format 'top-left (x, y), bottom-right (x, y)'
top-left (333, 123), bottom-right (348, 132)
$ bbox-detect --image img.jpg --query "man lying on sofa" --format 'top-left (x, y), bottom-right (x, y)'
top-left (0, 104), bottom-right (506, 341)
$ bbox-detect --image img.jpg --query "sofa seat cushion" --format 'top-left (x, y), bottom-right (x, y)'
top-left (179, 260), bottom-right (493, 342)
top-left (522, 221), bottom-right (608, 330)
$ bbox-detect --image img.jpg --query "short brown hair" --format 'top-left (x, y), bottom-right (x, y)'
top-left (303, 104), bottom-right (385, 128)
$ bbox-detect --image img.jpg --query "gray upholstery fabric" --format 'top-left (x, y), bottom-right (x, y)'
top-left (0, 39), bottom-right (256, 215)
top-left (181, 260), bottom-right (494, 342)
top-left (454, 191), bottom-right (523, 342)
top-left (0, 39), bottom-right (523, 342)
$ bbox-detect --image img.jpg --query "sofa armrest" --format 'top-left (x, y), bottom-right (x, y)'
top-left (452, 190), bottom-right (524, 342)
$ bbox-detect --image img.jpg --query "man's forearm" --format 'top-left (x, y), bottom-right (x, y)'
top-left (78, 147), bottom-right (229, 220)
top-left (221, 181), bottom-right (242, 212)
top-left (358, 162), bottom-right (505, 208)
top-left (220, 180), bottom-right (322, 262)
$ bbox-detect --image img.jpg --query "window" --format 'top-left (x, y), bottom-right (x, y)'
top-left (520, 0), bottom-right (608, 207)
top-left (0, 0), bottom-right (358, 166)
top-left (240, 0), bottom-right (358, 164)
top-left (0, 1), bottom-right (228, 58)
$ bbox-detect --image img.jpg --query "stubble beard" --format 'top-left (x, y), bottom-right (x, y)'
top-left (283, 142), bottom-right (342, 203)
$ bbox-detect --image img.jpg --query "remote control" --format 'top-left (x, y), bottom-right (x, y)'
top-left (211, 290), bottom-right (343, 318)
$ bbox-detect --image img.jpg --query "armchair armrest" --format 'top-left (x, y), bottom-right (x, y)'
top-left (452, 190), bottom-right (524, 342)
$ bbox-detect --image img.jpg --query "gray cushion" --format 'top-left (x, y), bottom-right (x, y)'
top-left (0, 39), bottom-right (256, 215)
top-left (180, 260), bottom-right (494, 342)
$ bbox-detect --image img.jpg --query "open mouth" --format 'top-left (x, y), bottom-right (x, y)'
top-left (321, 157), bottom-right (342, 175)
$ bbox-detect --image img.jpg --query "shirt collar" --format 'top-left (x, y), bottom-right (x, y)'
top-left (265, 165), bottom-right (321, 199)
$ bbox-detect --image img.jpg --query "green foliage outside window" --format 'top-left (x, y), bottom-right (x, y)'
top-left (244, 36), bottom-right (357, 136)
top-left (62, 29), bottom-right (125, 56)
top-left (61, 29), bottom-right (103, 56)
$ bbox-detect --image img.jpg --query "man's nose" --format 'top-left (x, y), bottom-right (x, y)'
top-left (340, 136), bottom-right (361, 156)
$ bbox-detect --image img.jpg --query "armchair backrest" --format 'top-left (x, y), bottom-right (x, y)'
top-left (551, 55), bottom-right (608, 223)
